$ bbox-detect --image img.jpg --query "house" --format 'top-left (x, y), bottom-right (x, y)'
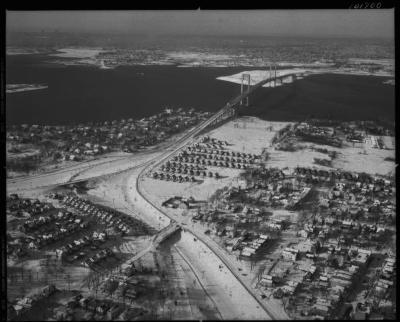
top-left (299, 229), bottom-right (309, 238)
top-left (296, 239), bottom-right (318, 253)
top-left (313, 299), bottom-right (332, 316)
top-left (260, 274), bottom-right (273, 287)
top-left (225, 224), bottom-right (237, 238)
top-left (13, 304), bottom-right (28, 317)
top-left (351, 248), bottom-right (371, 266)
top-left (299, 264), bottom-right (317, 275)
top-left (267, 222), bottom-right (282, 231)
top-left (125, 288), bottom-right (137, 300)
top-left (282, 247), bottom-right (299, 261)
top-left (241, 247), bottom-right (256, 257)
top-left (320, 275), bottom-right (329, 282)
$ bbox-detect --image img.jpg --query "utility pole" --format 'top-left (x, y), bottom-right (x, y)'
top-left (274, 64), bottom-right (277, 87)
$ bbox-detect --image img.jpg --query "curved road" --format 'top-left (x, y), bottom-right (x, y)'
top-left (134, 77), bottom-right (293, 319)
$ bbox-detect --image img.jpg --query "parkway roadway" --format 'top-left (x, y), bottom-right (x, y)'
top-left (7, 74), bottom-right (293, 319)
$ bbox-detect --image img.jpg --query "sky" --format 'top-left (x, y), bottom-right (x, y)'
top-left (6, 10), bottom-right (394, 38)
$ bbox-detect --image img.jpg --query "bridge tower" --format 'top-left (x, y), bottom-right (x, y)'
top-left (269, 64), bottom-right (273, 87)
top-left (240, 73), bottom-right (251, 106)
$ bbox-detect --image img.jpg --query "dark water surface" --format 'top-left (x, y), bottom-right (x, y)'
top-left (6, 54), bottom-right (394, 125)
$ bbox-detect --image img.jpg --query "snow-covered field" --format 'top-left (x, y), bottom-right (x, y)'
top-left (332, 141), bottom-right (395, 176)
top-left (52, 48), bottom-right (105, 59)
top-left (48, 48), bottom-right (108, 68)
top-left (217, 69), bottom-right (311, 87)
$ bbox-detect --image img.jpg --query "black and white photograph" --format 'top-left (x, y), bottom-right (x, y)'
top-left (3, 6), bottom-right (396, 321)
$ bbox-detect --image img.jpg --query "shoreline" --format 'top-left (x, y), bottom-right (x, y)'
top-left (6, 84), bottom-right (48, 94)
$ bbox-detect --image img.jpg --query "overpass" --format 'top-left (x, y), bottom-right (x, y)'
top-left (119, 222), bottom-right (181, 269)
top-left (152, 221), bottom-right (181, 245)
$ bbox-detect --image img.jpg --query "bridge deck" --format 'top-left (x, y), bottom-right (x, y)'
top-left (225, 72), bottom-right (300, 110)
top-left (153, 222), bottom-right (181, 245)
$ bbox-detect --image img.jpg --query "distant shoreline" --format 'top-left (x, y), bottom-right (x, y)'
top-left (6, 84), bottom-right (48, 94)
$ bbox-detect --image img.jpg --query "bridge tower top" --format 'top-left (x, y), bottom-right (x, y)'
top-left (242, 73), bottom-right (251, 90)
top-left (240, 73), bottom-right (251, 107)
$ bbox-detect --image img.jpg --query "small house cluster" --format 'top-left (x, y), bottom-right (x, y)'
top-left (294, 123), bottom-right (342, 147)
top-left (62, 293), bottom-right (147, 320)
top-left (9, 285), bottom-right (57, 319)
top-left (150, 136), bottom-right (260, 183)
top-left (61, 195), bottom-right (152, 236)
top-left (55, 231), bottom-right (110, 265)
top-left (190, 159), bottom-right (396, 320)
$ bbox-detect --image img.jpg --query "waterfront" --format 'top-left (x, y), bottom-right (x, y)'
top-left (6, 9), bottom-right (397, 320)
top-left (6, 54), bottom-right (394, 125)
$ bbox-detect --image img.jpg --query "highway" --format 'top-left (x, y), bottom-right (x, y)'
top-left (134, 74), bottom-right (295, 319)
top-left (136, 176), bottom-right (284, 319)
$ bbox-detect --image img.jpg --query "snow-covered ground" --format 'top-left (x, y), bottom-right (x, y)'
top-left (48, 48), bottom-right (108, 68)
top-left (217, 66), bottom-right (394, 88)
top-left (175, 232), bottom-right (272, 319)
top-left (214, 117), bottom-right (395, 176)
top-left (88, 167), bottom-right (273, 319)
top-left (6, 152), bottom-right (157, 195)
top-left (52, 48), bottom-right (105, 59)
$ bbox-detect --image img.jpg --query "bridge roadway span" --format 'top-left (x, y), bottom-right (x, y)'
top-left (135, 74), bottom-right (296, 320)
top-left (137, 71), bottom-right (302, 175)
